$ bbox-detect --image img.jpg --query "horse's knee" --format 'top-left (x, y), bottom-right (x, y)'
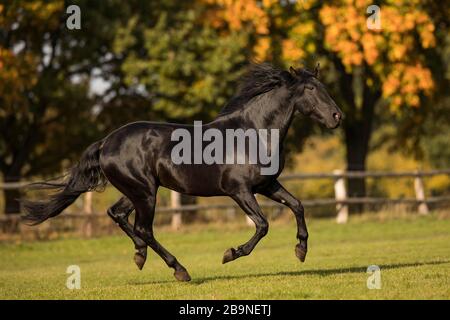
top-left (292, 199), bottom-right (304, 214)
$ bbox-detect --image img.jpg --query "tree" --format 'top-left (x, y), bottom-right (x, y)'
top-left (111, 2), bottom-right (252, 123)
top-left (0, 0), bottom-right (142, 213)
top-left (390, 1), bottom-right (450, 170)
top-left (318, 1), bottom-right (436, 210)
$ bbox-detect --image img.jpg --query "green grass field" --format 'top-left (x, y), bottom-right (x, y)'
top-left (0, 214), bottom-right (449, 299)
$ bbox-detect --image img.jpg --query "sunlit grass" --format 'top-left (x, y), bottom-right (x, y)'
top-left (0, 213), bottom-right (449, 299)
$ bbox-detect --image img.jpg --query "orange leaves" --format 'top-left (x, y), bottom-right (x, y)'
top-left (340, 41), bottom-right (364, 67)
top-left (255, 37), bottom-right (271, 61)
top-left (206, 0), bottom-right (269, 35)
top-left (21, 0), bottom-right (65, 29)
top-left (204, 0), bottom-right (437, 111)
top-left (282, 19), bottom-right (313, 64)
top-left (203, 0), bottom-right (271, 60)
top-left (319, 2), bottom-right (436, 65)
top-left (22, 1), bottom-right (64, 20)
top-left (383, 63), bottom-right (434, 110)
top-left (419, 22), bottom-right (436, 48)
top-left (319, 5), bottom-right (336, 26)
top-left (0, 48), bottom-right (38, 114)
top-left (0, 0), bottom-right (64, 114)
top-left (383, 71), bottom-right (401, 97)
top-left (0, 49), bottom-right (37, 86)
top-left (320, 4), bottom-right (368, 70)
top-left (361, 33), bottom-right (381, 65)
top-left (390, 43), bottom-right (407, 61)
top-left (262, 0), bottom-right (278, 8)
top-left (296, 0), bottom-right (315, 11)
top-left (8, 1), bottom-right (65, 31)
top-left (381, 7), bottom-right (434, 36)
top-left (318, 1), bottom-right (436, 109)
top-left (282, 39), bottom-right (304, 63)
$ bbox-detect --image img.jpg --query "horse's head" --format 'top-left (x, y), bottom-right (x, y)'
top-left (287, 64), bottom-right (343, 129)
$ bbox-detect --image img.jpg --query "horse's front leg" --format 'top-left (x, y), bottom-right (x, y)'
top-left (222, 191), bottom-right (269, 264)
top-left (260, 180), bottom-right (308, 262)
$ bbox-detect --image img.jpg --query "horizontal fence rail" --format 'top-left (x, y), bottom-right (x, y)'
top-left (3, 169), bottom-right (450, 190)
top-left (1, 169), bottom-right (449, 232)
top-left (279, 169), bottom-right (450, 180)
top-left (1, 197), bottom-right (448, 221)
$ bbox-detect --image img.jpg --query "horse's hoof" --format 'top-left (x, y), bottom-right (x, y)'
top-left (222, 248), bottom-right (236, 264)
top-left (174, 269), bottom-right (191, 282)
top-left (295, 244), bottom-right (307, 262)
top-left (134, 252), bottom-right (146, 270)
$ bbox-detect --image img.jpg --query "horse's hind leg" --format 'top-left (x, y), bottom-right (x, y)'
top-left (107, 196), bottom-right (148, 270)
top-left (131, 193), bottom-right (191, 282)
top-left (222, 191), bottom-right (269, 264)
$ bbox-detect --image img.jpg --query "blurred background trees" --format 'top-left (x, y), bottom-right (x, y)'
top-left (0, 1), bottom-right (140, 213)
top-left (0, 0), bottom-right (448, 214)
top-left (1, 1), bottom-right (96, 213)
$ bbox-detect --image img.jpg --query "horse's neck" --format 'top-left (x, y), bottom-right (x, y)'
top-left (235, 86), bottom-right (294, 139)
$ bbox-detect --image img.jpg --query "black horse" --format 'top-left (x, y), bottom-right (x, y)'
top-left (22, 63), bottom-right (342, 282)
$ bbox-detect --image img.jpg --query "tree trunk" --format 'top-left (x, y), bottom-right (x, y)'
top-left (3, 175), bottom-right (21, 214)
top-left (343, 79), bottom-right (379, 214)
top-left (344, 121), bottom-right (370, 214)
top-left (331, 57), bottom-right (381, 214)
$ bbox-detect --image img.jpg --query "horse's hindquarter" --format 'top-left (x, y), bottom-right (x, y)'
top-left (99, 122), bottom-right (173, 193)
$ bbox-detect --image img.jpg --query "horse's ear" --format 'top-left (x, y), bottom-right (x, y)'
top-left (289, 66), bottom-right (299, 77)
top-left (281, 70), bottom-right (295, 83)
top-left (314, 62), bottom-right (320, 78)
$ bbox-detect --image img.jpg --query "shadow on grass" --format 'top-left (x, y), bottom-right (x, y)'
top-left (129, 259), bottom-right (450, 285)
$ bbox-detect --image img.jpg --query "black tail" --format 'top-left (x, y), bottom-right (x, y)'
top-left (21, 140), bottom-right (107, 225)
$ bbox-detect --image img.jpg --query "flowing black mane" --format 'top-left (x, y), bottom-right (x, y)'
top-left (219, 63), bottom-right (315, 115)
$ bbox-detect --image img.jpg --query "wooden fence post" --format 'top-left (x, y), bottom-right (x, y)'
top-left (83, 191), bottom-right (93, 237)
top-left (245, 214), bottom-right (254, 226)
top-left (414, 172), bottom-right (429, 215)
top-left (171, 190), bottom-right (182, 230)
top-left (334, 170), bottom-right (348, 224)
top-left (226, 207), bottom-right (237, 220)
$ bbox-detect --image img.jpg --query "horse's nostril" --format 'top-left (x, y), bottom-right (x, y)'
top-left (333, 113), bottom-right (341, 121)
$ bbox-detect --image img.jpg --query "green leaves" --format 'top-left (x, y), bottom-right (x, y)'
top-left (114, 5), bottom-right (250, 122)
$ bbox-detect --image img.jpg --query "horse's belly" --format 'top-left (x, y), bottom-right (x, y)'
top-left (157, 163), bottom-right (224, 196)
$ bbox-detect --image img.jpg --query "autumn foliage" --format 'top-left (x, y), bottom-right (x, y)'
top-left (203, 0), bottom-right (436, 111)
top-left (320, 1), bottom-right (435, 110)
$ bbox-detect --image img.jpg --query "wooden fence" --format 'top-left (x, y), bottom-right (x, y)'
top-left (1, 169), bottom-right (449, 235)
top-left (165, 169), bottom-right (450, 225)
